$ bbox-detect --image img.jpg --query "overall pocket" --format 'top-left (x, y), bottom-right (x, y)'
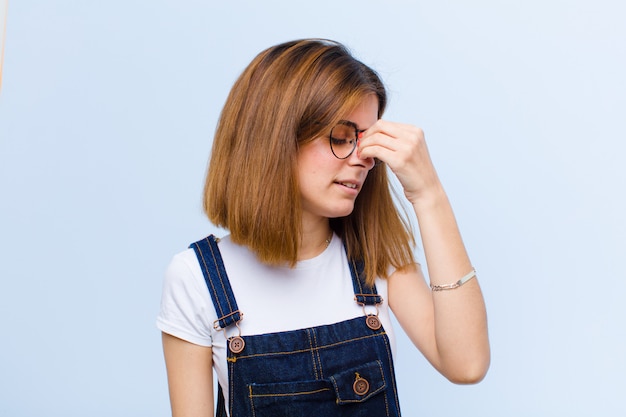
top-left (247, 360), bottom-right (389, 417)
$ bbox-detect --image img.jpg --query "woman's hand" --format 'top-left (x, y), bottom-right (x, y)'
top-left (361, 120), bottom-right (491, 382)
top-left (358, 120), bottom-right (442, 205)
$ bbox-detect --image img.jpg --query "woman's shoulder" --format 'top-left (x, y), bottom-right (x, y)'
top-left (157, 242), bottom-right (217, 346)
top-left (164, 246), bottom-right (203, 285)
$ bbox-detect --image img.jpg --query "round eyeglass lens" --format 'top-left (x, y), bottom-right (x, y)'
top-left (329, 123), bottom-right (357, 159)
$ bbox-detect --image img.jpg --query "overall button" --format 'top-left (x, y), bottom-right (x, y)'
top-left (353, 373), bottom-right (370, 396)
top-left (229, 336), bottom-right (245, 354)
top-left (365, 315), bottom-right (381, 330)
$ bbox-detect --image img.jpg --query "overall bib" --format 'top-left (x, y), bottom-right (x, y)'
top-left (191, 235), bottom-right (402, 417)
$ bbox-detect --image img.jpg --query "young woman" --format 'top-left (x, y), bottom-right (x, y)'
top-left (157, 39), bottom-right (490, 417)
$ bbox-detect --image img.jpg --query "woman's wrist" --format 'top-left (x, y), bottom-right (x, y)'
top-left (408, 183), bottom-right (448, 213)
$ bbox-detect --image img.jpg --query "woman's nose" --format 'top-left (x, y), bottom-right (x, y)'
top-left (350, 140), bottom-right (375, 169)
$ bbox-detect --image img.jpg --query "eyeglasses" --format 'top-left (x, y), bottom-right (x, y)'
top-left (329, 120), bottom-right (364, 159)
top-left (329, 120), bottom-right (381, 165)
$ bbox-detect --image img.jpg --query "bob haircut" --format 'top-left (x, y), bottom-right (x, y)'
top-left (204, 39), bottom-right (415, 286)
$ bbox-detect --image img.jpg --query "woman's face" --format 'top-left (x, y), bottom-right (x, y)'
top-left (297, 94), bottom-right (379, 227)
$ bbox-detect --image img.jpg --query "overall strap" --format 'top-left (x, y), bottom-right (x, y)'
top-left (347, 251), bottom-right (383, 306)
top-left (189, 235), bottom-right (242, 329)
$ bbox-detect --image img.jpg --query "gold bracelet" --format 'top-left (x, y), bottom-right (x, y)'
top-left (430, 269), bottom-right (476, 291)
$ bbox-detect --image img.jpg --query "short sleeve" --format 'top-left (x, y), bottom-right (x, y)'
top-left (156, 250), bottom-right (214, 347)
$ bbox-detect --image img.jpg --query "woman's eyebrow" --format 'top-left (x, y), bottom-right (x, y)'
top-left (340, 119), bottom-right (366, 131)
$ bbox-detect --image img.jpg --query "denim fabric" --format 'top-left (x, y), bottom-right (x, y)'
top-left (190, 236), bottom-right (243, 329)
top-left (191, 235), bottom-right (402, 417)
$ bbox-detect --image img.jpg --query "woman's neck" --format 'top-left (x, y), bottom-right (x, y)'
top-left (298, 217), bottom-right (333, 261)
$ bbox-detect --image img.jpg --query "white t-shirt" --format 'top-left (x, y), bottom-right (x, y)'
top-left (157, 233), bottom-right (396, 409)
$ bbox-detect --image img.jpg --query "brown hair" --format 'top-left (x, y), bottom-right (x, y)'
top-left (204, 39), bottom-right (415, 285)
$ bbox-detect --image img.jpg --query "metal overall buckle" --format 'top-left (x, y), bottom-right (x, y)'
top-left (213, 310), bottom-right (246, 354)
top-left (354, 294), bottom-right (383, 330)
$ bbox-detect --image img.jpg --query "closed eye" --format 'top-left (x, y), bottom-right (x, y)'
top-left (330, 137), bottom-right (355, 145)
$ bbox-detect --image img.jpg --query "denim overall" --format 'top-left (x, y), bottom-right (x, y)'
top-left (191, 235), bottom-right (402, 417)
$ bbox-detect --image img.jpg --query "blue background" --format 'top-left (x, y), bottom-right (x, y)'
top-left (1, 1), bottom-right (625, 416)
